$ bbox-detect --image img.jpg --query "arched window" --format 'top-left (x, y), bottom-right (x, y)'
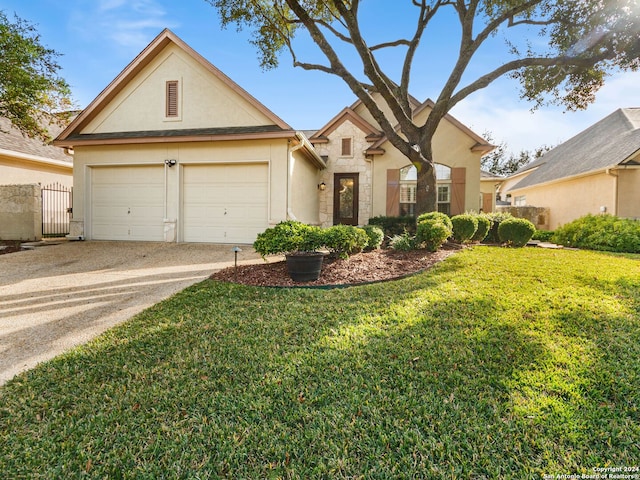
top-left (398, 164), bottom-right (451, 216)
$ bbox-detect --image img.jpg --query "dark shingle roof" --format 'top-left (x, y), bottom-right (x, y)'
top-left (66, 125), bottom-right (286, 142)
top-left (0, 117), bottom-right (72, 163)
top-left (510, 108), bottom-right (640, 190)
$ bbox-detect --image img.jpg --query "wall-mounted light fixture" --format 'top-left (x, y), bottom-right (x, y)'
top-left (318, 182), bottom-right (326, 191)
top-left (165, 159), bottom-right (177, 167)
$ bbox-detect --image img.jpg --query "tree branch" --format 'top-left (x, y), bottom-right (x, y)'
top-left (370, 39), bottom-right (412, 51)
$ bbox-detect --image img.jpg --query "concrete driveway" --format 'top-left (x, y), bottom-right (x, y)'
top-left (0, 240), bottom-right (262, 386)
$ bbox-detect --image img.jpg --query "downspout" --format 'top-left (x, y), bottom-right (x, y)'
top-left (605, 168), bottom-right (619, 216)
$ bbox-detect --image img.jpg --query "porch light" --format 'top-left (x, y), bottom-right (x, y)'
top-left (318, 182), bottom-right (326, 191)
top-left (164, 159), bottom-right (177, 167)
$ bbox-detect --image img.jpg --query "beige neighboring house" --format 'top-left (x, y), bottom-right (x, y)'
top-left (0, 116), bottom-right (73, 187)
top-left (309, 96), bottom-right (493, 227)
top-left (504, 108), bottom-right (640, 229)
top-left (55, 29), bottom-right (324, 243)
top-left (54, 29), bottom-right (492, 244)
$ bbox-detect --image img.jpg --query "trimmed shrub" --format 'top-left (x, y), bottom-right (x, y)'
top-left (323, 225), bottom-right (369, 259)
top-left (416, 219), bottom-right (452, 252)
top-left (368, 216), bottom-right (416, 238)
top-left (552, 214), bottom-right (640, 253)
top-left (532, 230), bottom-right (555, 242)
top-left (451, 214), bottom-right (478, 243)
top-left (483, 212), bottom-right (514, 243)
top-left (362, 225), bottom-right (384, 251)
top-left (498, 218), bottom-right (536, 247)
top-left (389, 232), bottom-right (416, 251)
top-left (471, 214), bottom-right (491, 242)
top-left (253, 221), bottom-right (324, 258)
top-left (416, 211), bottom-right (453, 231)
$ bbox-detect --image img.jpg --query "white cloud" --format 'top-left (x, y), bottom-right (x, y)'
top-left (450, 70), bottom-right (640, 154)
top-left (70, 0), bottom-right (178, 51)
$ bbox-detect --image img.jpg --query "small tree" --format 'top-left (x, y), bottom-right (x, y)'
top-left (0, 12), bottom-right (73, 141)
top-left (207, 0), bottom-right (640, 215)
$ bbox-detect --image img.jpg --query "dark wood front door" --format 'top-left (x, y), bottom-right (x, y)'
top-left (333, 173), bottom-right (359, 225)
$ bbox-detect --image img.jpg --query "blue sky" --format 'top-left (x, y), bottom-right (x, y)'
top-left (2, 0), bottom-right (639, 153)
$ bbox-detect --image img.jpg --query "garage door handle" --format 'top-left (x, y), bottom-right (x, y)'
top-left (127, 208), bottom-right (131, 214)
top-left (224, 208), bottom-right (227, 215)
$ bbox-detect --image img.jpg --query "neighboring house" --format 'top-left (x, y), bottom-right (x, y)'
top-left (480, 170), bottom-right (503, 213)
top-left (309, 97), bottom-right (493, 227)
top-left (0, 116), bottom-right (73, 187)
top-left (55, 29), bottom-right (492, 244)
top-left (505, 108), bottom-right (640, 229)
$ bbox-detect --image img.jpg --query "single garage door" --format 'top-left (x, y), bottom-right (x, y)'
top-left (91, 165), bottom-right (165, 241)
top-left (182, 163), bottom-right (268, 244)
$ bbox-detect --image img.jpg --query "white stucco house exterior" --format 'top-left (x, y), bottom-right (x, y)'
top-left (55, 29), bottom-right (492, 244)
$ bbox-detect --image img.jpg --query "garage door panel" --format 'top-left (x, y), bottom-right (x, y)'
top-left (91, 166), bottom-right (164, 241)
top-left (182, 163), bottom-right (268, 244)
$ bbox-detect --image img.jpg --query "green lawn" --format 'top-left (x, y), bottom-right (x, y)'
top-left (1, 247), bottom-right (639, 478)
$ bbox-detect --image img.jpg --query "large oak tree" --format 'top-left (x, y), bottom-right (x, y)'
top-left (0, 12), bottom-right (72, 141)
top-left (206, 1), bottom-right (640, 214)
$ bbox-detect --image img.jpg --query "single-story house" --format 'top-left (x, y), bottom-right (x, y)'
top-left (308, 96), bottom-right (493, 227)
top-left (1, 116), bottom-right (73, 187)
top-left (55, 29), bottom-right (492, 244)
top-left (504, 108), bottom-right (640, 229)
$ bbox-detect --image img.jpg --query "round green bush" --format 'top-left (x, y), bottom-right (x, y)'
top-left (253, 221), bottom-right (324, 257)
top-left (389, 232), bottom-right (416, 251)
top-left (416, 211), bottom-right (453, 231)
top-left (498, 218), bottom-right (536, 247)
top-left (483, 212), bottom-right (514, 243)
top-left (416, 219), bottom-right (452, 252)
top-left (362, 225), bottom-right (384, 251)
top-left (451, 214), bottom-right (478, 243)
top-left (471, 214), bottom-right (491, 242)
top-left (323, 225), bottom-right (369, 259)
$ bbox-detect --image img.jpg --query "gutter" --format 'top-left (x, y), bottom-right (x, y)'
top-left (0, 148), bottom-right (72, 170)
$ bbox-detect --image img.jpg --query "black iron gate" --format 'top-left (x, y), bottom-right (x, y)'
top-left (41, 183), bottom-right (72, 238)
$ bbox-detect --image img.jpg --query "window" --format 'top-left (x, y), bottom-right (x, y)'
top-left (166, 80), bottom-right (179, 118)
top-left (437, 185), bottom-right (451, 215)
top-left (398, 164), bottom-right (451, 216)
top-left (341, 137), bottom-right (353, 156)
top-left (514, 195), bottom-right (526, 206)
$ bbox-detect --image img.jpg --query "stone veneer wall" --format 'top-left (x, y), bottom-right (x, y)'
top-left (314, 120), bottom-right (373, 227)
top-left (0, 184), bottom-right (43, 241)
top-left (496, 205), bottom-right (551, 231)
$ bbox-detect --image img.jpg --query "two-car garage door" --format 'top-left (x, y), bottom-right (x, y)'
top-left (90, 163), bottom-right (268, 244)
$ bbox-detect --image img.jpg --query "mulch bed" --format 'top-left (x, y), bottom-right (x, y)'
top-left (210, 247), bottom-right (458, 288)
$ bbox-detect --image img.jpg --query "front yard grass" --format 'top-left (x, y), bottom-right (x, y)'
top-left (1, 247), bottom-right (639, 478)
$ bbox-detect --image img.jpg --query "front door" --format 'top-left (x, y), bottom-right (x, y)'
top-left (333, 173), bottom-right (359, 225)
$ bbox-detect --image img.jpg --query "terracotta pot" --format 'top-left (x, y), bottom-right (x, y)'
top-left (285, 252), bottom-right (324, 282)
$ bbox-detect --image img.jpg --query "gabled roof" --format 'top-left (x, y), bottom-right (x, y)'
top-left (55, 29), bottom-right (292, 147)
top-left (1, 116), bottom-right (72, 165)
top-left (309, 107), bottom-right (382, 144)
top-left (509, 108), bottom-right (640, 191)
top-left (366, 98), bottom-right (494, 155)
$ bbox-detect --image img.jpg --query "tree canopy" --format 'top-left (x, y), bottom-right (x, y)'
top-left (207, 0), bottom-right (640, 213)
top-left (0, 11), bottom-right (73, 142)
top-left (481, 132), bottom-right (553, 176)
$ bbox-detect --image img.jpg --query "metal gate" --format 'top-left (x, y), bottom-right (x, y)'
top-left (41, 183), bottom-right (72, 238)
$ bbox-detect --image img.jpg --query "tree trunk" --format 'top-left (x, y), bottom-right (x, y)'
top-left (411, 143), bottom-right (437, 215)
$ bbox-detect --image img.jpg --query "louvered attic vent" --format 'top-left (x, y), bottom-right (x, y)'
top-left (166, 80), bottom-right (179, 117)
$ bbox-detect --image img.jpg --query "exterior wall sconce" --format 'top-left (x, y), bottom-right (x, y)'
top-left (318, 182), bottom-right (326, 191)
top-left (165, 159), bottom-right (177, 167)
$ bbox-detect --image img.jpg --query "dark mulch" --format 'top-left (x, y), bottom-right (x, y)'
top-left (210, 247), bottom-right (458, 287)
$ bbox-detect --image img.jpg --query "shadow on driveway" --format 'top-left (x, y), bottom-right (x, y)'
top-left (0, 241), bottom-right (262, 385)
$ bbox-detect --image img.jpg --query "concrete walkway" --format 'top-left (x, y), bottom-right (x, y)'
top-left (0, 240), bottom-right (262, 386)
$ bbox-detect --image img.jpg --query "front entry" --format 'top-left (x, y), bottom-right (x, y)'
top-left (333, 173), bottom-right (359, 225)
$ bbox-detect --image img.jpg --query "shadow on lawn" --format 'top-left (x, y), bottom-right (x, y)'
top-left (2, 250), bottom-right (639, 477)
